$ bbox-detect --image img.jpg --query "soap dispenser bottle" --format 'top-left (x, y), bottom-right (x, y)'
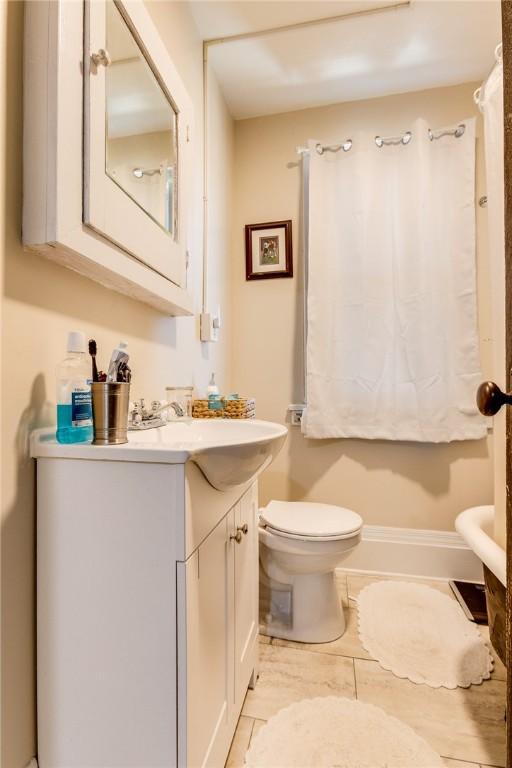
top-left (207, 373), bottom-right (219, 396)
top-left (56, 331), bottom-right (93, 444)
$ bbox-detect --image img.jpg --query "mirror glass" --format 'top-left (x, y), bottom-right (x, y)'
top-left (105, 2), bottom-right (177, 236)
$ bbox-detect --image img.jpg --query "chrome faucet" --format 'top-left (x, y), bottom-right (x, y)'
top-left (152, 400), bottom-right (185, 418)
top-left (129, 398), bottom-right (185, 430)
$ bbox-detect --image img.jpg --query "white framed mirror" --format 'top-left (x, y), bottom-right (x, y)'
top-left (84, 0), bottom-right (192, 286)
top-left (105, 1), bottom-right (178, 237)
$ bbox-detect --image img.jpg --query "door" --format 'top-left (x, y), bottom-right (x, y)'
top-left (491, 6), bottom-right (510, 762)
top-left (177, 512), bottom-right (233, 768)
top-left (233, 484), bottom-right (259, 711)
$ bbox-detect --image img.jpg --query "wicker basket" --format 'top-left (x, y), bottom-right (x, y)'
top-left (192, 397), bottom-right (255, 419)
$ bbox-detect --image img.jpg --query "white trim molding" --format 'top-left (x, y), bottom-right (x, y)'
top-left (339, 524), bottom-right (484, 582)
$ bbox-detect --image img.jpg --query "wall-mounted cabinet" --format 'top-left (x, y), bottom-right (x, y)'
top-left (23, 0), bottom-right (194, 315)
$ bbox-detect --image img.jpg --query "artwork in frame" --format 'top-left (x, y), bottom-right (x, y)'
top-left (245, 220), bottom-right (293, 280)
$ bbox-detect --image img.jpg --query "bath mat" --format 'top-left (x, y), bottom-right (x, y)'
top-left (357, 581), bottom-right (493, 689)
top-left (244, 696), bottom-right (443, 767)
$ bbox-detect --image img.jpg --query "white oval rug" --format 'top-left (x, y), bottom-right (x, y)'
top-left (244, 697), bottom-right (443, 767)
top-left (357, 581), bottom-right (493, 688)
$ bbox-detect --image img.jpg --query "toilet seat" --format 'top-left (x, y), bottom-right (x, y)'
top-left (260, 501), bottom-right (362, 542)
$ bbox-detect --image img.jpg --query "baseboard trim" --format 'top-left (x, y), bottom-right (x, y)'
top-left (338, 524), bottom-right (483, 582)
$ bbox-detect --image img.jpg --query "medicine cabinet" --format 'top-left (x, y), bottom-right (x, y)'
top-left (23, 0), bottom-right (194, 315)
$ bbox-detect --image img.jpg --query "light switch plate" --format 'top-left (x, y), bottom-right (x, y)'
top-left (200, 312), bottom-right (219, 342)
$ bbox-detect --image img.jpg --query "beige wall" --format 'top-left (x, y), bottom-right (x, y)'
top-left (0, 2), bottom-right (234, 766)
top-left (232, 83), bottom-right (494, 531)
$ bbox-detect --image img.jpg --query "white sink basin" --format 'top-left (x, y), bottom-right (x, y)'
top-left (31, 419), bottom-right (288, 491)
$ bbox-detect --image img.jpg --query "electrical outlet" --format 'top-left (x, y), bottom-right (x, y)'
top-left (288, 404), bottom-right (305, 426)
top-left (291, 410), bottom-right (302, 426)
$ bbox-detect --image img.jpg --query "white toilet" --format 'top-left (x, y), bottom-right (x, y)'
top-left (259, 501), bottom-right (363, 643)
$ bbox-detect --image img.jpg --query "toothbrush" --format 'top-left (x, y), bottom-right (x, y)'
top-left (88, 339), bottom-right (99, 382)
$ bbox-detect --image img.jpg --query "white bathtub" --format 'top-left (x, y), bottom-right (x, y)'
top-left (455, 505), bottom-right (506, 587)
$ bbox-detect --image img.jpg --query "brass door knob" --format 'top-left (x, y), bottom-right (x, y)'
top-left (476, 381), bottom-right (512, 416)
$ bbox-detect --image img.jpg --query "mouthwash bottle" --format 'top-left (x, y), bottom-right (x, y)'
top-left (56, 331), bottom-right (93, 444)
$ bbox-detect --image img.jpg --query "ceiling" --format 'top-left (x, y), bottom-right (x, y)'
top-left (187, 0), bottom-right (502, 119)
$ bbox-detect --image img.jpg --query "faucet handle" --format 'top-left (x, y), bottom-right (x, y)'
top-left (129, 399), bottom-right (148, 424)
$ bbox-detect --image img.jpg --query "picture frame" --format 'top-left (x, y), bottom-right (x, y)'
top-left (245, 220), bottom-right (293, 280)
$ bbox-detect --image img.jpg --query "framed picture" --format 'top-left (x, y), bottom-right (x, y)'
top-left (245, 220), bottom-right (293, 280)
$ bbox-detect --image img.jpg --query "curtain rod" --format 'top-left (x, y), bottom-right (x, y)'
top-left (474, 42), bottom-right (503, 107)
top-left (203, 1), bottom-right (410, 47)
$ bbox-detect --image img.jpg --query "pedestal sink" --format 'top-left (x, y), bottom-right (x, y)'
top-left (31, 418), bottom-right (288, 491)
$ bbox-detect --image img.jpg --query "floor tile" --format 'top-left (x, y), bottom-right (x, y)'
top-left (354, 658), bottom-right (506, 766)
top-left (242, 643), bottom-right (355, 721)
top-left (345, 571), bottom-right (456, 601)
top-left (225, 716), bottom-right (254, 768)
top-left (249, 719), bottom-right (266, 746)
top-left (442, 760), bottom-right (480, 767)
top-left (272, 606), bottom-right (372, 661)
top-left (258, 633), bottom-right (271, 645)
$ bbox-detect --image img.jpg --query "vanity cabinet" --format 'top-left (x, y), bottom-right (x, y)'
top-left (23, 0), bottom-right (194, 315)
top-left (234, 492), bottom-right (260, 709)
top-left (179, 487), bottom-right (259, 767)
top-left (35, 456), bottom-right (259, 768)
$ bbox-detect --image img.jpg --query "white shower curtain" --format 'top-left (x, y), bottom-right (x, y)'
top-left (303, 118), bottom-right (487, 441)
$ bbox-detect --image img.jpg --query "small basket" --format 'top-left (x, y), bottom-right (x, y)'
top-left (192, 397), bottom-right (255, 420)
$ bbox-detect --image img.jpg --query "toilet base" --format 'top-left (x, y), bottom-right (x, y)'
top-left (260, 569), bottom-right (345, 644)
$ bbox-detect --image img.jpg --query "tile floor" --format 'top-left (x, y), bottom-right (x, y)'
top-left (225, 571), bottom-right (507, 768)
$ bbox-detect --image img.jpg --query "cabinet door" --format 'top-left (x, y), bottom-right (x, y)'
top-left (177, 512), bottom-right (234, 768)
top-left (234, 485), bottom-right (259, 710)
top-left (84, 0), bottom-right (193, 286)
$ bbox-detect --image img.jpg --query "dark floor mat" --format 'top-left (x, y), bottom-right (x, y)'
top-left (449, 580), bottom-right (488, 624)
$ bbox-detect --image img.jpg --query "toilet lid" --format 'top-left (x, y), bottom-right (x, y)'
top-left (260, 501), bottom-right (362, 539)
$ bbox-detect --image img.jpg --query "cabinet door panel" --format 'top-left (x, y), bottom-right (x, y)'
top-left (234, 485), bottom-right (259, 710)
top-left (178, 513), bottom-right (233, 768)
top-left (84, 0), bottom-right (192, 286)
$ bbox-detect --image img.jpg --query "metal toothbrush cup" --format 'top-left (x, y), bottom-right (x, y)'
top-left (91, 382), bottom-right (130, 445)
